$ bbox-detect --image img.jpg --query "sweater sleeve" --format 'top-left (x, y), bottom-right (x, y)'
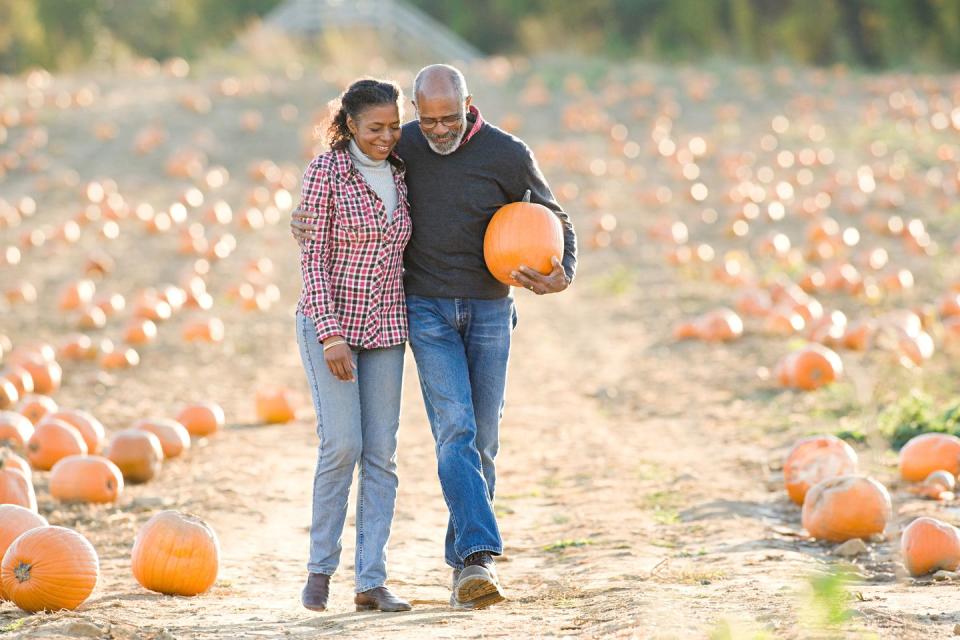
top-left (298, 160), bottom-right (344, 343)
top-left (510, 143), bottom-right (578, 284)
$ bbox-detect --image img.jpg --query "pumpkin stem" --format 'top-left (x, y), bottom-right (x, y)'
top-left (14, 561), bottom-right (31, 583)
top-left (522, 189), bottom-right (531, 203)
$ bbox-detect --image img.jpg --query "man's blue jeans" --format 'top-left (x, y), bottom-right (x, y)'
top-left (406, 294), bottom-right (517, 569)
top-left (296, 312), bottom-right (405, 592)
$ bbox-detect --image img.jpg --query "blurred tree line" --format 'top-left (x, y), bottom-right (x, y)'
top-left (3, 0), bottom-right (960, 72)
top-left (411, 0), bottom-right (960, 68)
top-left (0, 0), bottom-right (280, 72)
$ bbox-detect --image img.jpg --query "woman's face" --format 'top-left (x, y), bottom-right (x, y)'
top-left (348, 103), bottom-right (401, 161)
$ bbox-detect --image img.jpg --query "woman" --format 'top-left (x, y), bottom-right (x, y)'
top-left (295, 79), bottom-right (412, 613)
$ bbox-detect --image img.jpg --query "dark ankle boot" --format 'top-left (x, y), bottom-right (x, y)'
top-left (301, 572), bottom-right (331, 611)
top-left (354, 585), bottom-right (412, 612)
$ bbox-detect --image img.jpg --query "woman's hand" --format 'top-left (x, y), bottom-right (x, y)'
top-left (291, 208), bottom-right (317, 248)
top-left (323, 336), bottom-right (356, 382)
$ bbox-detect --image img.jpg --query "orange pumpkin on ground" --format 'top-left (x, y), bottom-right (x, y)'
top-left (899, 433), bottom-right (960, 482)
top-left (15, 394), bottom-right (57, 425)
top-left (182, 317), bottom-right (225, 343)
top-left (26, 419), bottom-right (87, 471)
top-left (483, 190), bottom-right (564, 286)
top-left (0, 505), bottom-right (47, 599)
top-left (1, 525), bottom-right (99, 612)
top-left (900, 517), bottom-right (960, 577)
top-left (783, 435), bottom-right (858, 505)
top-left (76, 306), bottom-right (107, 330)
top-left (255, 387), bottom-right (297, 424)
top-left (2, 367), bottom-right (34, 398)
top-left (701, 308), bottom-right (744, 341)
top-left (0, 448), bottom-right (31, 479)
top-left (49, 455), bottom-right (124, 503)
top-left (58, 279), bottom-right (96, 311)
top-left (0, 411), bottom-right (34, 450)
top-left (134, 418), bottom-right (191, 458)
top-left (897, 330), bottom-right (934, 367)
top-left (106, 429), bottom-right (163, 484)
top-left (673, 308), bottom-right (744, 342)
top-left (58, 334), bottom-right (97, 361)
top-left (123, 319), bottom-right (158, 345)
top-left (0, 464), bottom-right (36, 511)
top-left (20, 356), bottom-right (63, 395)
top-left (100, 347), bottom-right (140, 369)
top-left (842, 320), bottom-right (874, 351)
top-left (943, 317), bottom-right (960, 350)
top-left (775, 345), bottom-right (843, 391)
top-left (43, 410), bottom-right (106, 455)
top-left (801, 476), bottom-right (892, 542)
top-left (177, 402), bottom-right (225, 437)
top-left (0, 378), bottom-right (17, 410)
top-left (764, 308), bottom-right (806, 336)
top-left (132, 510), bottom-right (220, 596)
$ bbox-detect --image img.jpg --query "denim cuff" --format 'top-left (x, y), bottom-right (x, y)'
top-left (448, 545), bottom-right (503, 570)
top-left (356, 580), bottom-right (386, 593)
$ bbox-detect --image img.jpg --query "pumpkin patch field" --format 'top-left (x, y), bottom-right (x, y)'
top-left (6, 49), bottom-right (960, 639)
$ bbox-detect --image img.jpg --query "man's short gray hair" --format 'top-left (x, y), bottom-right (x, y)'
top-left (413, 64), bottom-right (469, 103)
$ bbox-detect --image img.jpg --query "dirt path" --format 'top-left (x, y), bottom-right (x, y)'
top-left (2, 58), bottom-right (957, 640)
top-left (5, 248), bottom-right (948, 639)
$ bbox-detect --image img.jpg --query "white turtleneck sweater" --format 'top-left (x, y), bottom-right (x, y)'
top-left (348, 139), bottom-right (398, 223)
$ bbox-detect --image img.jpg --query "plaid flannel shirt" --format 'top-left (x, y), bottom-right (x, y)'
top-left (296, 148), bottom-right (412, 349)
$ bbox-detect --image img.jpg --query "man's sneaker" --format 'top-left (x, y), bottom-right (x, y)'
top-left (452, 552), bottom-right (505, 609)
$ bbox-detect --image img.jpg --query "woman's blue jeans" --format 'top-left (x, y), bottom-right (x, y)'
top-left (296, 312), bottom-right (405, 592)
top-left (405, 294), bottom-right (517, 569)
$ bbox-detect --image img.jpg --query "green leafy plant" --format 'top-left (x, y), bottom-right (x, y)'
top-left (543, 539), bottom-right (593, 552)
top-left (878, 391), bottom-right (945, 449)
top-left (807, 568), bottom-right (855, 628)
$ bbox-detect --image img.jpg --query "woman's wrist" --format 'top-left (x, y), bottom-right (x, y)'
top-left (322, 336), bottom-right (347, 351)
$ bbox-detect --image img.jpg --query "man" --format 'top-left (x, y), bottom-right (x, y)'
top-left (292, 64), bottom-right (577, 609)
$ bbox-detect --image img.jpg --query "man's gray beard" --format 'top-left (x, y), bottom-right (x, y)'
top-left (426, 136), bottom-right (460, 155)
top-left (425, 117), bottom-right (467, 155)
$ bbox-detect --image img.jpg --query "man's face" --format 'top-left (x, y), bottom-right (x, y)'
top-left (414, 92), bottom-right (469, 156)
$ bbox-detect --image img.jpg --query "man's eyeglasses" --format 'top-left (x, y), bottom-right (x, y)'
top-left (418, 114), bottom-right (462, 130)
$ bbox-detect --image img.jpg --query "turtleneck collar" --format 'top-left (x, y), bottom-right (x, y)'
top-left (348, 139), bottom-right (388, 169)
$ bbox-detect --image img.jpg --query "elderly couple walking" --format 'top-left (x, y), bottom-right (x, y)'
top-left (290, 64), bottom-right (577, 613)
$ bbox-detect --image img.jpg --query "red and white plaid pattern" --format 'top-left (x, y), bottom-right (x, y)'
top-left (460, 104), bottom-right (484, 147)
top-left (296, 148), bottom-right (412, 349)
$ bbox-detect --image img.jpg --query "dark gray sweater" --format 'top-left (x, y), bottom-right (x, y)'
top-left (395, 115), bottom-right (578, 299)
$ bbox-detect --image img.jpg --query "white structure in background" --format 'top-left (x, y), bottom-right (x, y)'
top-left (263, 0), bottom-right (482, 62)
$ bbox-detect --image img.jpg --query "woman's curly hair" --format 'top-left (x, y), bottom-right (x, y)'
top-left (327, 79), bottom-right (403, 151)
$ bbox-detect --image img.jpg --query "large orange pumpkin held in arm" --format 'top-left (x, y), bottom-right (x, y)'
top-left (483, 189), bottom-right (564, 286)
